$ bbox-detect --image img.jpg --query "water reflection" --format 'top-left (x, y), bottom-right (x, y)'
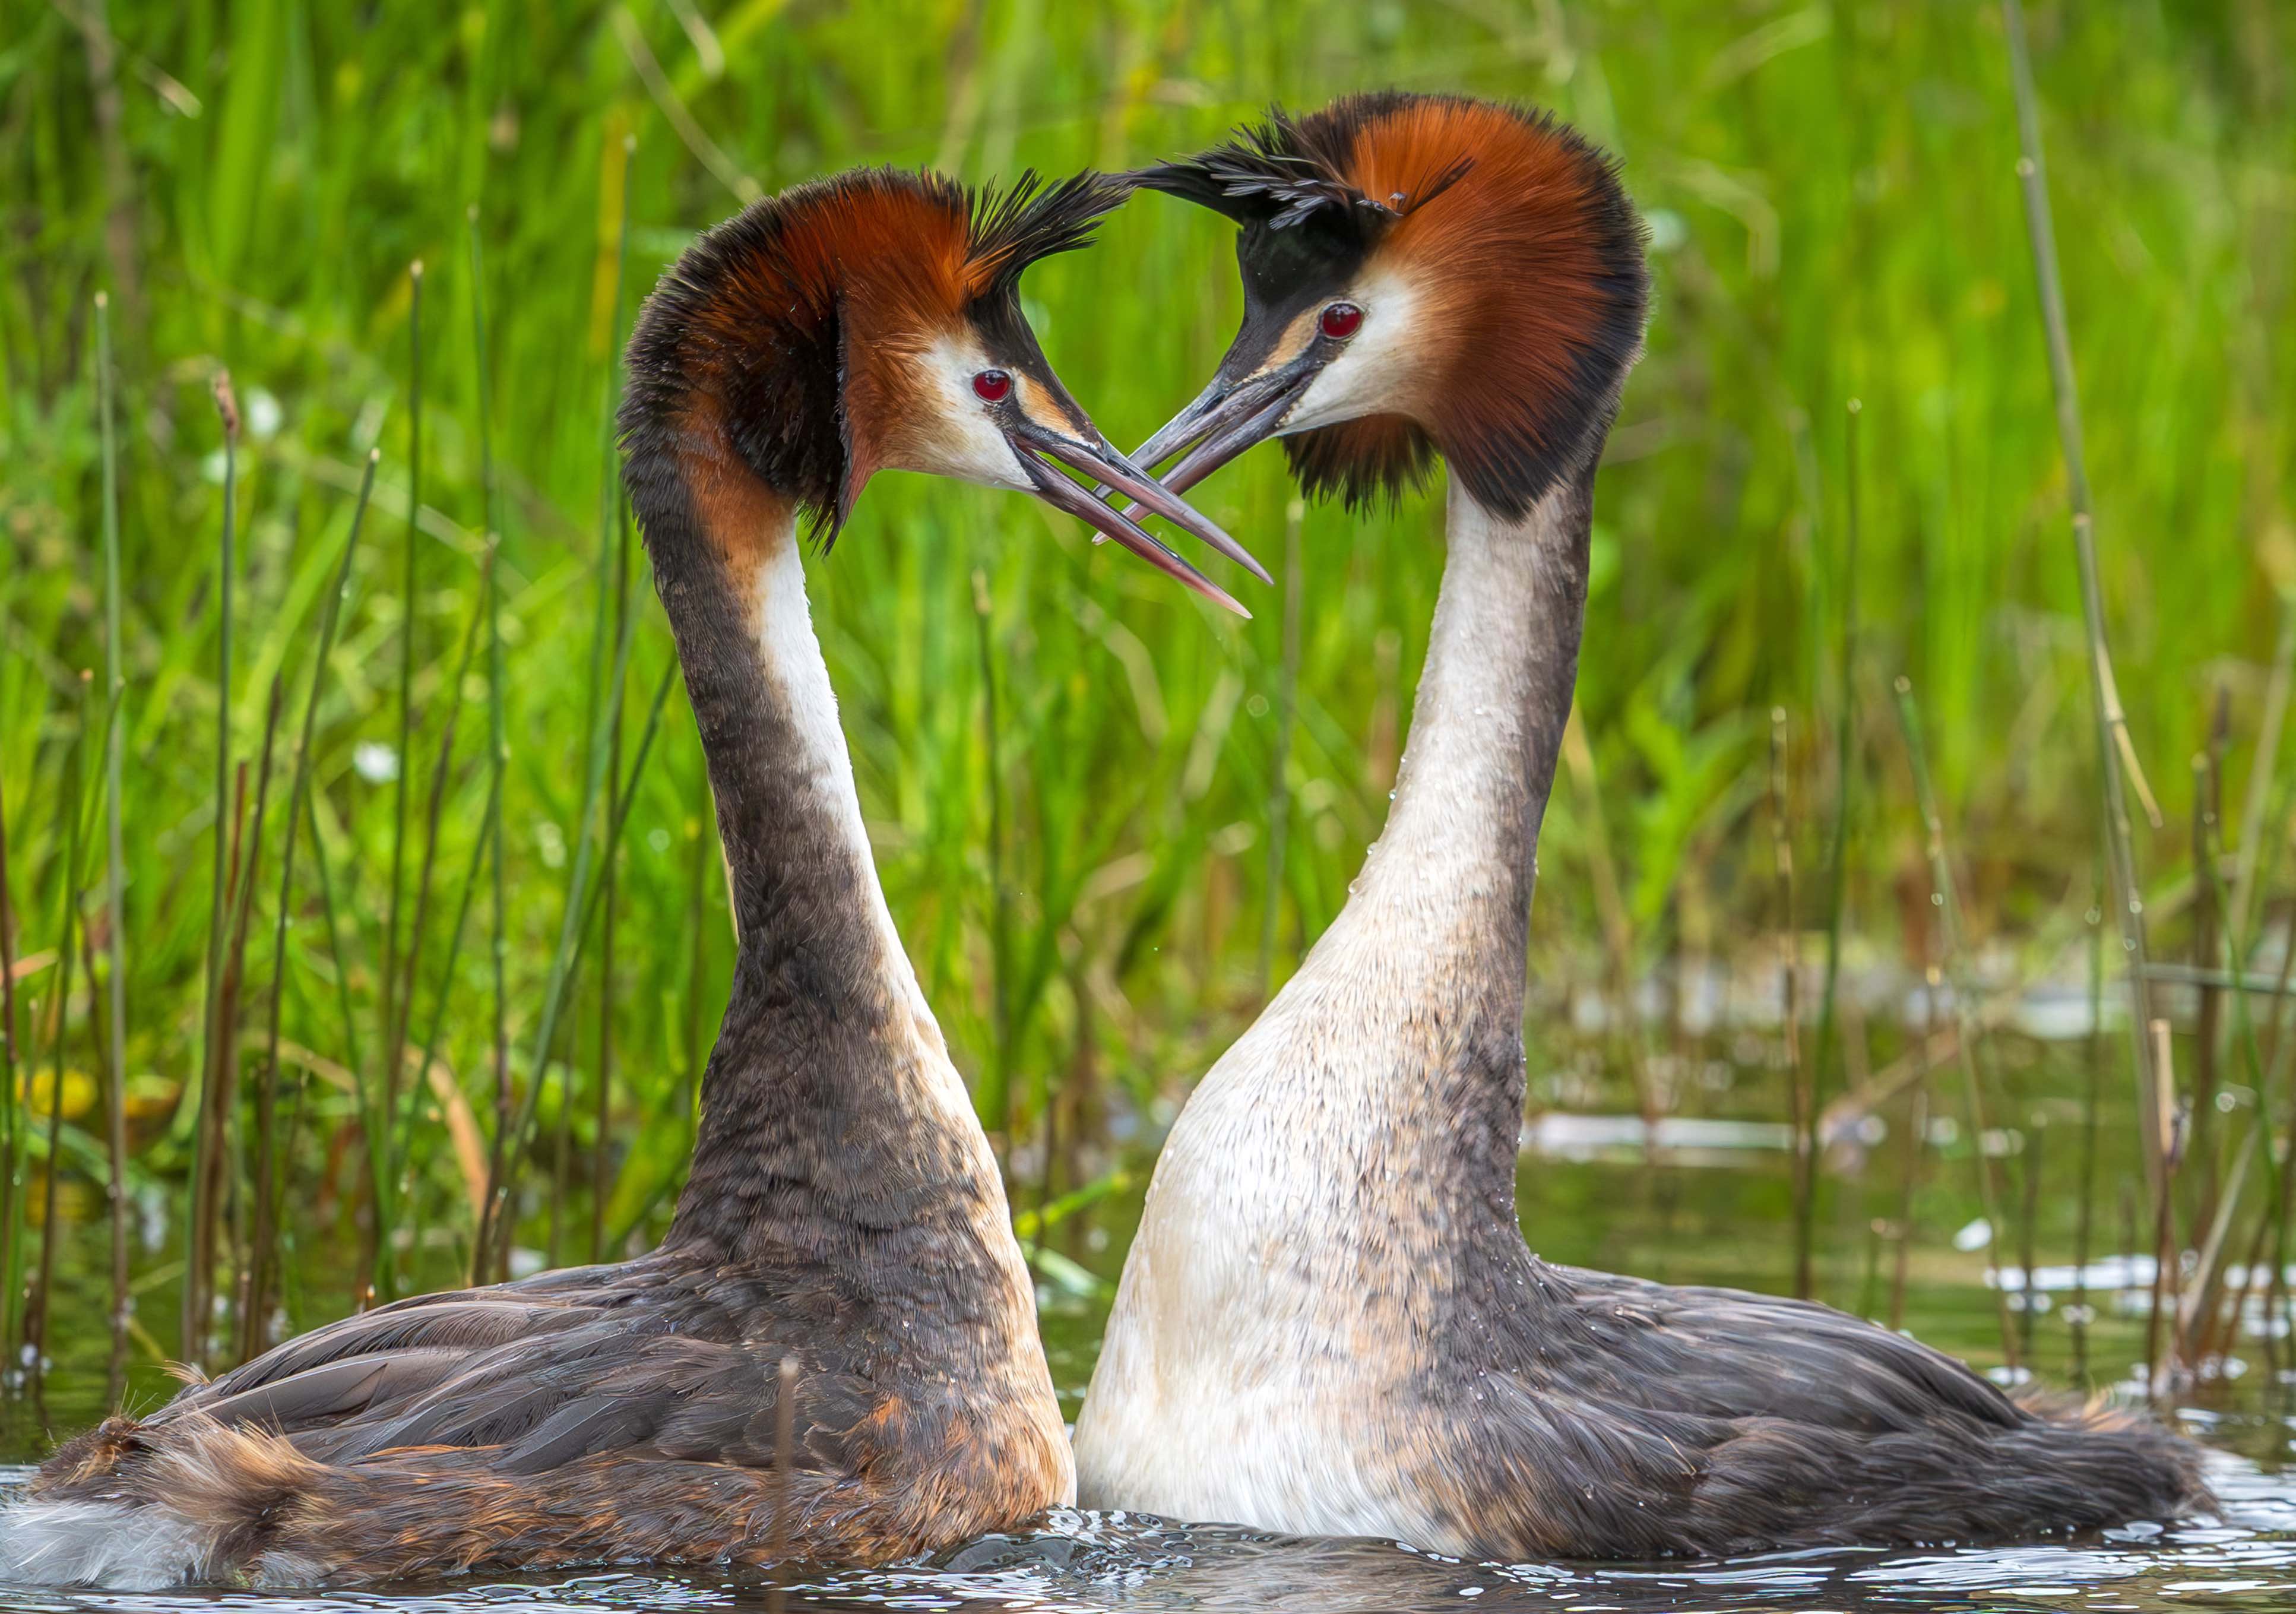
top-left (5, 1059), bottom-right (2289, 1612)
top-left (2, 1448), bottom-right (2292, 1613)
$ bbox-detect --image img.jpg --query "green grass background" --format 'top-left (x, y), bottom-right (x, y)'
top-left (1, 0), bottom-right (2291, 1379)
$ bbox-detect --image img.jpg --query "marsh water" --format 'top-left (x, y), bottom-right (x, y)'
top-left (5, 1056), bottom-right (2296, 1613)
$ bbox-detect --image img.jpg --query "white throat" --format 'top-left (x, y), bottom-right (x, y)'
top-left (741, 522), bottom-right (972, 1119)
top-left (1189, 477), bottom-right (1578, 1124)
top-left (1073, 474), bottom-right (1592, 1539)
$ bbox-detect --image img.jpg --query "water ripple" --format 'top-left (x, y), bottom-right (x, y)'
top-left (2, 1447), bottom-right (2292, 1612)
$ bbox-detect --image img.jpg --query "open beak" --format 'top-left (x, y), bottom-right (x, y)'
top-left (1128, 352), bottom-right (1324, 497)
top-left (1008, 419), bottom-right (1262, 616)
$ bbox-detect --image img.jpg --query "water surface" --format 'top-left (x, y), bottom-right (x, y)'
top-left (4, 1128), bottom-right (2291, 1612)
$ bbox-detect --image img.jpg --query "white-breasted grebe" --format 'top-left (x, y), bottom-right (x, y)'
top-left (1075, 92), bottom-right (2203, 1559)
top-left (5, 166), bottom-right (1252, 1590)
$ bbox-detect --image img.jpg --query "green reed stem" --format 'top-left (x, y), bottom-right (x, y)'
top-left (211, 678), bottom-right (284, 1353)
top-left (2231, 597), bottom-right (2296, 947)
top-left (480, 167), bottom-right (629, 1278)
top-left (1769, 708), bottom-right (1812, 1298)
top-left (382, 258), bottom-right (425, 1211)
top-left (1895, 673), bottom-right (2021, 1369)
top-left (594, 507), bottom-right (632, 1261)
top-left (403, 770), bottom-right (503, 1281)
top-left (2072, 862), bottom-right (2105, 1383)
top-left (94, 292), bottom-right (131, 1399)
top-left (375, 546), bottom-right (493, 1298)
top-left (282, 786), bottom-right (363, 1325)
top-left (246, 448), bottom-right (376, 1359)
top-left (1259, 498), bottom-right (1303, 994)
top-left (974, 568), bottom-right (1013, 1156)
top-left (489, 655), bottom-right (674, 1277)
top-left (403, 769), bottom-right (499, 1176)
top-left (187, 371), bottom-right (239, 1366)
top-left (2175, 771), bottom-right (2284, 1364)
top-left (467, 202), bottom-right (514, 1287)
top-left (2000, 0), bottom-right (2162, 1183)
top-left (0, 766), bottom-right (18, 1379)
top-left (1811, 397), bottom-right (1860, 1223)
top-left (30, 675), bottom-right (93, 1403)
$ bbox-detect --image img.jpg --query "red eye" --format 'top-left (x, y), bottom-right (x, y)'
top-left (1319, 302), bottom-right (1364, 340)
top-left (972, 369), bottom-right (1012, 402)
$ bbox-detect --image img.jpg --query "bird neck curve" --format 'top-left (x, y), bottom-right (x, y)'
top-left (1348, 470), bottom-right (1589, 996)
top-left (1195, 463), bottom-right (1592, 1216)
top-left (631, 410), bottom-right (1016, 1276)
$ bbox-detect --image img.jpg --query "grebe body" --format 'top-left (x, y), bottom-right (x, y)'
top-left (5, 167), bottom-right (1246, 1590)
top-left (1074, 93), bottom-right (2203, 1558)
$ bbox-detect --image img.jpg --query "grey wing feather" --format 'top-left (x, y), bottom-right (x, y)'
top-left (1544, 1266), bottom-right (2022, 1433)
top-left (139, 1262), bottom-right (870, 1486)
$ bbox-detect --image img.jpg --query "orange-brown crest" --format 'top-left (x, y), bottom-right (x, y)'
top-left (621, 168), bottom-right (1124, 546)
top-left (1140, 94), bottom-right (1647, 517)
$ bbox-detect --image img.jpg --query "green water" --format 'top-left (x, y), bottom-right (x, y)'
top-left (6, 1064), bottom-right (2296, 1610)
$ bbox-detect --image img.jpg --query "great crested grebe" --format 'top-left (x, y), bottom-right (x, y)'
top-left (4, 167), bottom-right (1255, 1590)
top-left (1073, 93), bottom-right (2203, 1558)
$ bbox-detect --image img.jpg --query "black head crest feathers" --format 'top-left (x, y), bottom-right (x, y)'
top-left (1132, 93), bottom-right (1648, 520)
top-left (965, 169), bottom-right (1129, 301)
top-left (1132, 102), bottom-right (1471, 239)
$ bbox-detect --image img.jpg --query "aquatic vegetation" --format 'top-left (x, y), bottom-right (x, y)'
top-left (0, 0), bottom-right (2289, 1495)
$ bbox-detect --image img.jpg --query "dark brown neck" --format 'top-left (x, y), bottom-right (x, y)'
top-left (627, 431), bottom-right (1009, 1270)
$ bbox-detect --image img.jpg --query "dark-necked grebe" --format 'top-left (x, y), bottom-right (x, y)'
top-left (1074, 92), bottom-right (2203, 1559)
top-left (4, 167), bottom-right (1252, 1590)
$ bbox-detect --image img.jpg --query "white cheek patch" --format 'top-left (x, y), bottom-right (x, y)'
top-left (901, 337), bottom-right (1035, 492)
top-left (1282, 272), bottom-right (1420, 435)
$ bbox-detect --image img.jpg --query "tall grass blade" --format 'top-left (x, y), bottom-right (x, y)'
top-left (382, 258), bottom-right (425, 1213)
top-left (209, 677), bottom-right (284, 1359)
top-left (1894, 673), bottom-right (2021, 1368)
top-left (187, 370), bottom-right (240, 1368)
top-left (0, 766), bottom-right (18, 1382)
top-left (2072, 868), bottom-right (2105, 1382)
top-left (1888, 975), bottom-right (1935, 1333)
top-left (1259, 498), bottom-right (1304, 993)
top-left (1812, 398), bottom-right (1860, 1214)
top-left (29, 672), bottom-right (93, 1407)
top-left (94, 291), bottom-right (131, 1400)
top-left (281, 786), bottom-right (364, 1326)
top-left (467, 202), bottom-right (513, 1290)
top-left (2145, 1017), bottom-right (2182, 1398)
top-left (1999, 0), bottom-right (2163, 1180)
top-left (487, 656), bottom-right (675, 1278)
top-left (2230, 596), bottom-right (2296, 945)
top-left (594, 507), bottom-right (633, 1261)
top-left (377, 547), bottom-right (493, 1297)
top-left (2191, 730), bottom-right (2228, 1230)
top-left (2175, 750), bottom-right (2288, 1366)
top-left (1769, 708), bottom-right (1812, 1297)
top-left (479, 163), bottom-right (630, 1278)
top-left (246, 449), bottom-right (376, 1358)
top-left (398, 762), bottom-right (504, 1273)
top-left (974, 567), bottom-right (1013, 1157)
top-left (403, 770), bottom-right (499, 1181)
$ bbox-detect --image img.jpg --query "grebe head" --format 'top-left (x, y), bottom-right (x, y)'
top-left (622, 167), bottom-right (1258, 607)
top-left (1130, 93), bottom-right (1649, 520)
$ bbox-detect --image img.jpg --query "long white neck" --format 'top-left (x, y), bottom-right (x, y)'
top-left (1074, 467), bottom-right (1595, 1518)
top-left (658, 495), bottom-right (1003, 1258)
top-left (1186, 469), bottom-right (1592, 1216)
top-left (740, 525), bottom-right (949, 1060)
